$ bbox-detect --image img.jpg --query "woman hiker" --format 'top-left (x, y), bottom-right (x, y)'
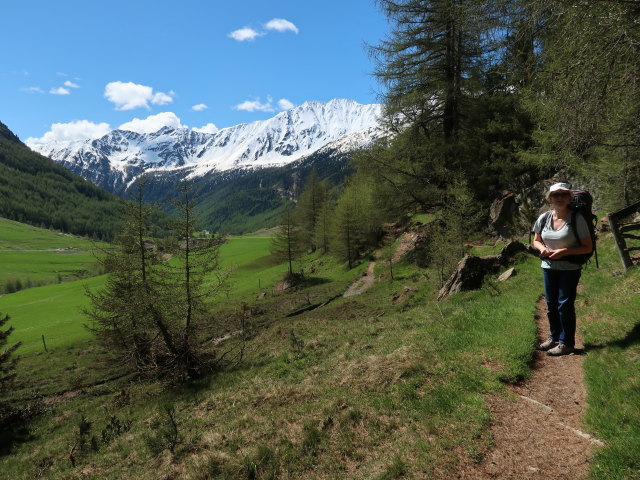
top-left (532, 183), bottom-right (594, 356)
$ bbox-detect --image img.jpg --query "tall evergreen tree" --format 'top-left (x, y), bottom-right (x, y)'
top-left (314, 182), bottom-right (336, 254)
top-left (366, 0), bottom-right (521, 212)
top-left (0, 312), bottom-right (21, 452)
top-left (329, 176), bottom-right (382, 268)
top-left (85, 179), bottom-right (179, 377)
top-left (527, 0), bottom-right (640, 208)
top-left (0, 312), bottom-right (20, 409)
top-left (271, 208), bottom-right (304, 275)
top-left (163, 183), bottom-right (227, 379)
top-left (295, 169), bottom-right (324, 252)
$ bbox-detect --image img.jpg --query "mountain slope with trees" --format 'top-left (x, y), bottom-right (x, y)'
top-left (0, 121), bottom-right (124, 240)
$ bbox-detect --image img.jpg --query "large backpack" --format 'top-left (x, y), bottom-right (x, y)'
top-left (544, 190), bottom-right (598, 267)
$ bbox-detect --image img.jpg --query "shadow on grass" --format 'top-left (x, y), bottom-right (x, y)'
top-left (584, 321), bottom-right (640, 352)
top-left (300, 276), bottom-right (331, 287)
top-left (0, 405), bottom-right (41, 457)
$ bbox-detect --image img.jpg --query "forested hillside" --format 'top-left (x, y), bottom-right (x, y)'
top-left (0, 121), bottom-right (125, 240)
top-left (276, 0), bottom-right (640, 274)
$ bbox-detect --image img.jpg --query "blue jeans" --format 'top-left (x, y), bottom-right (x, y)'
top-left (542, 268), bottom-right (581, 347)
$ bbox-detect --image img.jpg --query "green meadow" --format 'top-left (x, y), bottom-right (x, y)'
top-left (0, 217), bottom-right (104, 290)
top-left (0, 218), bottom-right (638, 479)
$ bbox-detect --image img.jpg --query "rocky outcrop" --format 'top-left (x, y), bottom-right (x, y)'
top-left (437, 241), bottom-right (528, 301)
top-left (490, 191), bottom-right (518, 238)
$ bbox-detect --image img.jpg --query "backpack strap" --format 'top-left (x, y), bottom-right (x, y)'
top-left (570, 211), bottom-right (581, 246)
top-left (569, 211), bottom-right (599, 268)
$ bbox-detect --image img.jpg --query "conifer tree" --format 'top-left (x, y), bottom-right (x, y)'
top-left (271, 208), bottom-right (304, 275)
top-left (330, 176), bottom-right (382, 268)
top-left (366, 0), bottom-right (514, 211)
top-left (0, 312), bottom-right (21, 451)
top-left (295, 169), bottom-right (324, 252)
top-left (314, 183), bottom-right (336, 254)
top-left (85, 179), bottom-right (180, 378)
top-left (526, 0), bottom-right (640, 207)
top-left (162, 183), bottom-right (228, 379)
top-left (0, 312), bottom-right (20, 408)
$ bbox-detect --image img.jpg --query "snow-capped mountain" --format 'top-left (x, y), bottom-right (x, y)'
top-left (30, 99), bottom-right (383, 193)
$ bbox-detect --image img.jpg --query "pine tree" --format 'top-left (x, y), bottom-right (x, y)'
top-left (329, 176), bottom-right (382, 268)
top-left (271, 208), bottom-right (304, 275)
top-left (527, 0), bottom-right (640, 205)
top-left (85, 179), bottom-right (180, 378)
top-left (365, 0), bottom-right (515, 213)
top-left (295, 169), bottom-right (326, 252)
top-left (314, 184), bottom-right (336, 254)
top-left (162, 183), bottom-right (228, 379)
top-left (0, 312), bottom-right (21, 423)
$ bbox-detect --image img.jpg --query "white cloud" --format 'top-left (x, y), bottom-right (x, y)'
top-left (104, 81), bottom-right (174, 110)
top-left (50, 87), bottom-right (71, 95)
top-left (64, 80), bottom-right (80, 88)
top-left (26, 120), bottom-right (111, 145)
top-left (152, 91), bottom-right (173, 105)
top-left (191, 103), bottom-right (208, 112)
top-left (234, 97), bottom-right (275, 112)
top-left (265, 18), bottom-right (299, 34)
top-left (118, 112), bottom-right (183, 134)
top-left (278, 98), bottom-right (295, 110)
top-left (193, 123), bottom-right (219, 134)
top-left (23, 86), bottom-right (44, 94)
top-left (228, 27), bottom-right (263, 42)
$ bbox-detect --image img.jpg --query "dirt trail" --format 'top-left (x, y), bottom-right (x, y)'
top-left (458, 296), bottom-right (603, 479)
top-left (343, 261), bottom-right (376, 297)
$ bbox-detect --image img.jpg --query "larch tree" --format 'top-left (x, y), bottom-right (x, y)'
top-left (0, 312), bottom-right (21, 452)
top-left (271, 208), bottom-right (304, 275)
top-left (365, 0), bottom-right (511, 212)
top-left (528, 0), bottom-right (640, 209)
top-left (0, 312), bottom-right (20, 413)
top-left (163, 183), bottom-right (228, 379)
top-left (85, 178), bottom-right (178, 377)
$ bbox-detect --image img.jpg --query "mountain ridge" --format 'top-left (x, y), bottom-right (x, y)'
top-left (29, 99), bottom-right (384, 193)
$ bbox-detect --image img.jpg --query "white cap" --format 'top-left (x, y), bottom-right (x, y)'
top-left (546, 182), bottom-right (573, 199)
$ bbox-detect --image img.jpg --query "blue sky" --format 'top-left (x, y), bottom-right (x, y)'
top-left (0, 0), bottom-right (389, 144)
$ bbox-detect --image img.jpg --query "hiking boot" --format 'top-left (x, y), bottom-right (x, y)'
top-left (538, 337), bottom-right (557, 351)
top-left (546, 343), bottom-right (574, 356)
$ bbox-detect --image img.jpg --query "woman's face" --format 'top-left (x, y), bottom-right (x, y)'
top-left (549, 191), bottom-right (571, 208)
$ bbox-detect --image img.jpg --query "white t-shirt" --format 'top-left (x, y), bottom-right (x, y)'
top-left (533, 211), bottom-right (590, 270)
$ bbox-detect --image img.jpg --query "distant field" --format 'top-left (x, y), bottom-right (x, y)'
top-left (0, 217), bottom-right (96, 250)
top-left (0, 233), bottom-right (283, 354)
top-left (0, 274), bottom-right (105, 354)
top-left (0, 216), bottom-right (104, 290)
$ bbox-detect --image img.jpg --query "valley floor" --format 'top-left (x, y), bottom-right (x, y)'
top-left (1, 228), bottom-right (638, 479)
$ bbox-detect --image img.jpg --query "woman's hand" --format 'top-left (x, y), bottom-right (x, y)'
top-left (548, 248), bottom-right (567, 259)
top-left (539, 247), bottom-right (553, 258)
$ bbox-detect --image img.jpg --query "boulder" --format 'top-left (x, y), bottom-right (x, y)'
top-left (490, 191), bottom-right (518, 238)
top-left (438, 241), bottom-right (528, 301)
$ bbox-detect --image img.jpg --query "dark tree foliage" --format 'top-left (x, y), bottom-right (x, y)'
top-left (295, 169), bottom-right (335, 252)
top-left (86, 181), bottom-right (228, 381)
top-left (0, 312), bottom-right (21, 405)
top-left (0, 312), bottom-right (22, 441)
top-left (365, 0), bottom-right (540, 216)
top-left (525, 0), bottom-right (640, 209)
top-left (0, 121), bottom-right (125, 240)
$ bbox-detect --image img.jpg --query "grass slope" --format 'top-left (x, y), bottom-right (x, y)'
top-left (0, 230), bottom-right (637, 479)
top-left (577, 238), bottom-right (640, 479)
top-left (0, 236), bottom-right (541, 479)
top-left (0, 217), bottom-right (106, 294)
